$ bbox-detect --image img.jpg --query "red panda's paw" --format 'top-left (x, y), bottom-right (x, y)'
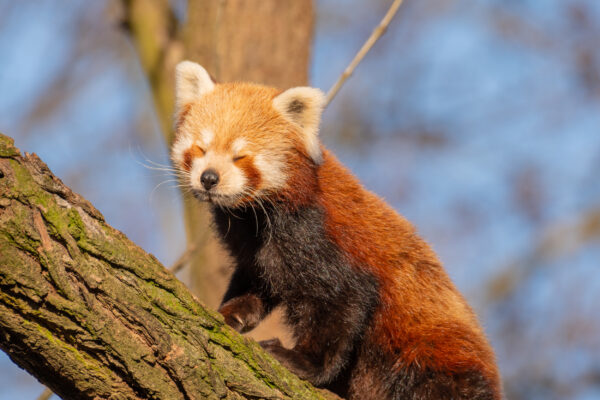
top-left (219, 309), bottom-right (245, 332)
top-left (218, 294), bottom-right (265, 333)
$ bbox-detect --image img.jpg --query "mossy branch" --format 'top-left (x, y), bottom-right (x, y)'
top-left (0, 132), bottom-right (338, 400)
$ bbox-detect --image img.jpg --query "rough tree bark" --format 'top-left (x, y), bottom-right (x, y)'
top-left (0, 133), bottom-right (338, 400)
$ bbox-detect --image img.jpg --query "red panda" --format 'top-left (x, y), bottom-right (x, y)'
top-left (171, 61), bottom-right (503, 400)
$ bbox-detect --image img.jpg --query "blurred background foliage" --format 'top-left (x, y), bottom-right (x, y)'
top-left (1, 0), bottom-right (600, 399)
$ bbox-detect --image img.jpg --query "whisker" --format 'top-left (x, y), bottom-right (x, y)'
top-left (255, 197), bottom-right (273, 245)
top-left (148, 179), bottom-right (183, 202)
top-left (129, 145), bottom-right (181, 172)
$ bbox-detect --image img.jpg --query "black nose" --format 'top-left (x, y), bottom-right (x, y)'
top-left (201, 169), bottom-right (219, 190)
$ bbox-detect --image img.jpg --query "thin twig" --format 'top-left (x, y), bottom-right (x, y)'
top-left (36, 388), bottom-right (52, 400)
top-left (325, 0), bottom-right (405, 107)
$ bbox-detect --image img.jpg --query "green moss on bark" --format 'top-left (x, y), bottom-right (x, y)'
top-left (0, 132), bottom-right (339, 399)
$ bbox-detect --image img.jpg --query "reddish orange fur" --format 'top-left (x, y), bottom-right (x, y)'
top-left (182, 144), bottom-right (205, 171)
top-left (235, 155), bottom-right (262, 191)
top-left (315, 150), bottom-right (501, 393)
top-left (274, 152), bottom-right (318, 209)
top-left (175, 103), bottom-right (192, 131)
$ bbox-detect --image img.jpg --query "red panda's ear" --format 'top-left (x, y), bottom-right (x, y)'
top-left (273, 87), bottom-right (325, 164)
top-left (175, 61), bottom-right (215, 110)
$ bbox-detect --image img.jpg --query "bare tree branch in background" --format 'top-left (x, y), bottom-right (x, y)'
top-left (35, 388), bottom-right (52, 400)
top-left (325, 0), bottom-right (404, 106)
top-left (485, 208), bottom-right (600, 305)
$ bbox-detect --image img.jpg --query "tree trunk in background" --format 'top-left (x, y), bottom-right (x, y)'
top-left (184, 1), bottom-right (313, 87)
top-left (0, 133), bottom-right (338, 400)
top-left (123, 0), bottom-right (314, 345)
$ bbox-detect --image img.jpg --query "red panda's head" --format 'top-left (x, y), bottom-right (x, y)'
top-left (171, 61), bottom-right (325, 208)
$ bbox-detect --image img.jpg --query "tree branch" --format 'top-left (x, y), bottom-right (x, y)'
top-left (121, 0), bottom-right (182, 145)
top-left (325, 0), bottom-right (405, 106)
top-left (0, 132), bottom-right (338, 400)
top-left (36, 388), bottom-right (52, 400)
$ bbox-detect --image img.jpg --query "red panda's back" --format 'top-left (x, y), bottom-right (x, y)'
top-left (316, 149), bottom-right (502, 399)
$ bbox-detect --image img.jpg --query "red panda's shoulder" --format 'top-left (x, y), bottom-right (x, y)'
top-left (316, 149), bottom-right (416, 241)
top-left (315, 149), bottom-right (431, 270)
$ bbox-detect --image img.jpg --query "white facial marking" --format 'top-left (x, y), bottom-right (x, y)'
top-left (173, 132), bottom-right (290, 205)
top-left (189, 152), bottom-right (247, 198)
top-left (231, 138), bottom-right (247, 156)
top-left (201, 129), bottom-right (214, 147)
top-left (171, 132), bottom-right (194, 165)
top-left (254, 153), bottom-right (287, 190)
top-left (221, 162), bottom-right (247, 195)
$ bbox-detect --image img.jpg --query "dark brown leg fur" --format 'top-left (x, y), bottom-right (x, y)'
top-left (214, 205), bottom-right (380, 389)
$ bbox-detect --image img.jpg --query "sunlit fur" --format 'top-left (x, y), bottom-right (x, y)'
top-left (272, 86), bottom-right (325, 164)
top-left (175, 61), bottom-right (215, 109)
top-left (171, 61), bottom-right (502, 400)
top-left (172, 74), bottom-right (318, 208)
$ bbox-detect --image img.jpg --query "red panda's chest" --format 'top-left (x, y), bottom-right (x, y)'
top-left (211, 203), bottom-right (380, 313)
